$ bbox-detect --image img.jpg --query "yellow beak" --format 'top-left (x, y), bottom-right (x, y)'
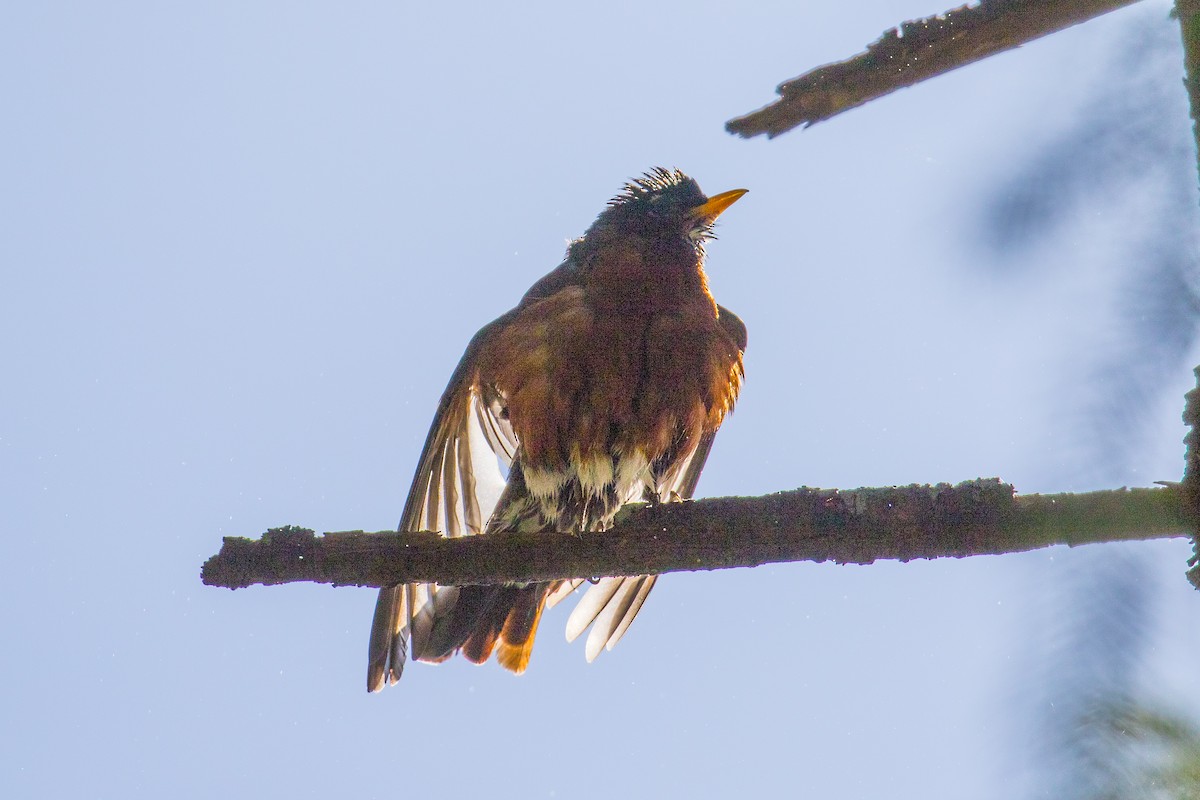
top-left (688, 188), bottom-right (748, 223)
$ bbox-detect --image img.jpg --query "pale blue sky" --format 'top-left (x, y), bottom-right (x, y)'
top-left (3, 2), bottom-right (1198, 798)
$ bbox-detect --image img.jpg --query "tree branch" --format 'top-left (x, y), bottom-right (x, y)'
top-left (726, 0), bottom-right (1143, 138)
top-left (201, 480), bottom-right (1187, 590)
top-left (1177, 0), bottom-right (1200, 205)
top-left (1181, 365), bottom-right (1200, 586)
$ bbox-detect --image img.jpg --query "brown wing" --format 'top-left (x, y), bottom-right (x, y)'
top-left (551, 305), bottom-right (747, 661)
top-left (367, 312), bottom-right (520, 691)
top-left (367, 251), bottom-right (590, 691)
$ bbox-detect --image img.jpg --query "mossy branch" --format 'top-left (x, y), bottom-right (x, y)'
top-left (202, 480), bottom-right (1188, 590)
top-left (727, 0), bottom-right (1143, 138)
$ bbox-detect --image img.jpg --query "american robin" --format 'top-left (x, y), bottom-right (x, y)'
top-left (367, 168), bottom-right (747, 691)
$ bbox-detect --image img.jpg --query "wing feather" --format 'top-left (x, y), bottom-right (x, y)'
top-left (546, 579), bottom-right (583, 609)
top-left (441, 441), bottom-right (460, 537)
top-left (366, 314), bottom-right (518, 691)
top-left (474, 389), bottom-right (517, 466)
top-left (583, 575), bottom-right (657, 662)
top-left (565, 578), bottom-right (622, 643)
top-left (602, 575), bottom-right (657, 653)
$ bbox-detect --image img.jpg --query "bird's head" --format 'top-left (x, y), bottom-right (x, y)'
top-left (588, 168), bottom-right (747, 251)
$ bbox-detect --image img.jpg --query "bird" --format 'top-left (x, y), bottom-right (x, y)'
top-left (367, 168), bottom-right (747, 691)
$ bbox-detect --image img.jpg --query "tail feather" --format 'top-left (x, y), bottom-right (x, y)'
top-left (410, 584), bottom-right (458, 663)
top-left (495, 584), bottom-right (551, 674)
top-left (461, 588), bottom-right (516, 664)
top-left (425, 585), bottom-right (503, 661)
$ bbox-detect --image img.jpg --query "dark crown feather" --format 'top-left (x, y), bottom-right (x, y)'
top-left (608, 167), bottom-right (693, 207)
